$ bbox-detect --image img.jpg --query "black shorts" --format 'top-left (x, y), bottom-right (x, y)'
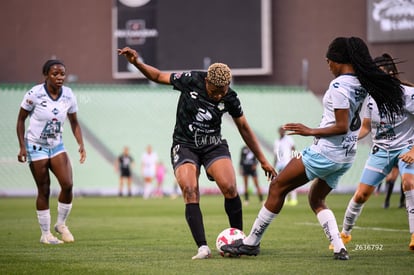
top-left (241, 165), bottom-right (257, 177)
top-left (120, 168), bottom-right (131, 177)
top-left (170, 140), bottom-right (231, 181)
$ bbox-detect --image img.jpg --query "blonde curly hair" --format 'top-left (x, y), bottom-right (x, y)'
top-left (206, 63), bottom-right (232, 87)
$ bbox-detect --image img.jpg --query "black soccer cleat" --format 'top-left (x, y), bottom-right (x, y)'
top-left (333, 248), bottom-right (350, 260)
top-left (220, 239), bottom-right (260, 257)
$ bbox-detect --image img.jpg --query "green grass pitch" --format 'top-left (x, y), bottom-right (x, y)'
top-left (0, 193), bottom-right (412, 274)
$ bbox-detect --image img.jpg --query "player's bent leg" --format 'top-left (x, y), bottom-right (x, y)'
top-left (50, 152), bottom-right (74, 203)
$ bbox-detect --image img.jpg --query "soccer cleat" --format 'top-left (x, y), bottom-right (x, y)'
top-left (220, 239), bottom-right (260, 257)
top-left (40, 233), bottom-right (63, 244)
top-left (55, 224), bottom-right (75, 243)
top-left (409, 234), bottom-right (414, 250)
top-left (329, 232), bottom-right (352, 250)
top-left (334, 248), bottom-right (350, 260)
top-left (191, 245), bottom-right (211, 260)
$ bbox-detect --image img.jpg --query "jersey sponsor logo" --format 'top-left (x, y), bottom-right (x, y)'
top-left (375, 122), bottom-right (396, 140)
top-left (342, 134), bottom-right (358, 157)
top-left (194, 132), bottom-right (222, 147)
top-left (40, 118), bottom-right (61, 140)
top-left (195, 108), bottom-right (212, 122)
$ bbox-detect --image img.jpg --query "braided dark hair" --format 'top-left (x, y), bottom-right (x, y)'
top-left (373, 53), bottom-right (399, 77)
top-left (327, 37), bottom-right (404, 124)
top-left (374, 53), bottom-right (414, 87)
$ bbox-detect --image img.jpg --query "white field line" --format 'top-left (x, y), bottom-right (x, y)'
top-left (295, 222), bottom-right (408, 233)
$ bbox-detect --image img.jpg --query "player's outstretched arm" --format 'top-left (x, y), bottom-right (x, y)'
top-left (233, 115), bottom-right (277, 180)
top-left (117, 47), bottom-right (171, 85)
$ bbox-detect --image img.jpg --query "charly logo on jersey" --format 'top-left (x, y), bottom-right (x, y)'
top-left (52, 108), bottom-right (59, 115)
top-left (190, 91), bottom-right (198, 99)
top-left (195, 108), bottom-right (212, 122)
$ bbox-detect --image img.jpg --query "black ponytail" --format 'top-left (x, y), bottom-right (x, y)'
top-left (346, 37), bottom-right (404, 124)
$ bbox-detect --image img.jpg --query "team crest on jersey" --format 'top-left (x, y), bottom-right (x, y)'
top-left (52, 108), bottom-right (59, 115)
top-left (217, 102), bottom-right (225, 111)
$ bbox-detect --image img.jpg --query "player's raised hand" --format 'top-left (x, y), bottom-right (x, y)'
top-left (118, 47), bottom-right (139, 64)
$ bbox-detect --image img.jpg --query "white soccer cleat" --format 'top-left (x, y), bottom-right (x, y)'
top-left (191, 245), bottom-right (211, 260)
top-left (40, 233), bottom-right (63, 244)
top-left (54, 224), bottom-right (75, 243)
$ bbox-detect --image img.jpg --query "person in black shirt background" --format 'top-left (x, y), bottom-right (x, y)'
top-left (115, 146), bottom-right (134, 197)
top-left (240, 145), bottom-right (263, 205)
top-left (118, 47), bottom-right (276, 259)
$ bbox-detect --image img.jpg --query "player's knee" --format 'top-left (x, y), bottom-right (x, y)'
top-left (219, 183), bottom-right (238, 198)
top-left (353, 191), bottom-right (370, 203)
top-left (181, 186), bottom-right (200, 202)
top-left (402, 178), bottom-right (414, 192)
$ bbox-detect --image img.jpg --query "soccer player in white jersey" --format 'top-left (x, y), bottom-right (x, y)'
top-left (221, 37), bottom-right (405, 260)
top-left (141, 144), bottom-right (158, 199)
top-left (339, 53), bottom-right (414, 251)
top-left (16, 60), bottom-right (86, 244)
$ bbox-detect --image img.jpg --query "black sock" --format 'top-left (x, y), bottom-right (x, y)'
top-left (185, 203), bottom-right (207, 247)
top-left (225, 195), bottom-right (243, 231)
top-left (384, 180), bottom-right (395, 205)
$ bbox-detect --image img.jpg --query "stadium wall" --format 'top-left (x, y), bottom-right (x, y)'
top-left (0, 0), bottom-right (413, 95)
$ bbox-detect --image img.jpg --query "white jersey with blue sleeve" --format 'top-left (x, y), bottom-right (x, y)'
top-left (20, 84), bottom-right (78, 148)
top-left (364, 84), bottom-right (414, 150)
top-left (310, 74), bottom-right (367, 163)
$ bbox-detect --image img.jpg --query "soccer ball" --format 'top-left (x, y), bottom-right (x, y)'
top-left (216, 227), bottom-right (246, 256)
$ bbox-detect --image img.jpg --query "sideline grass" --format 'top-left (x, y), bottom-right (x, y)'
top-left (0, 194), bottom-right (412, 274)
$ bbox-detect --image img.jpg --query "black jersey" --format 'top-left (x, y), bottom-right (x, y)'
top-left (119, 155), bottom-right (133, 171)
top-left (170, 71), bottom-right (243, 149)
top-left (240, 146), bottom-right (258, 166)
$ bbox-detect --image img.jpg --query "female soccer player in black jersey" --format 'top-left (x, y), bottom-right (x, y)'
top-left (118, 47), bottom-right (276, 259)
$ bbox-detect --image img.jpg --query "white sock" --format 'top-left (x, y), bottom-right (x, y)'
top-left (57, 202), bottom-right (72, 225)
top-left (244, 206), bottom-right (277, 246)
top-left (37, 209), bottom-right (51, 235)
top-left (143, 183), bottom-right (153, 199)
top-left (405, 190), bottom-right (414, 234)
top-left (342, 199), bottom-right (364, 235)
top-left (317, 209), bottom-right (344, 253)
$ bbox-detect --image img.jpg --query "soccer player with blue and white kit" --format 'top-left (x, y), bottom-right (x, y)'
top-left (340, 55), bottom-right (414, 251)
top-left (221, 37), bottom-right (405, 260)
top-left (17, 59), bottom-right (86, 244)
